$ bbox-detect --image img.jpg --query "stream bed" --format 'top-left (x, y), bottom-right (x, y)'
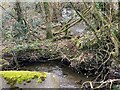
top-left (21, 61), bottom-right (93, 88)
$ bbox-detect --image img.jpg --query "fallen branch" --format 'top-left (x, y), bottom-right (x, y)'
top-left (81, 79), bottom-right (120, 89)
top-left (70, 2), bottom-right (100, 41)
top-left (54, 6), bottom-right (92, 35)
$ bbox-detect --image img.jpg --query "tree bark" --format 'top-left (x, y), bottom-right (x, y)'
top-left (44, 2), bottom-right (53, 39)
top-left (118, 2), bottom-right (120, 30)
top-left (14, 1), bottom-right (23, 24)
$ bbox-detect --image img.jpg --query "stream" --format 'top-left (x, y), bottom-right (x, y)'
top-left (61, 7), bottom-right (87, 37)
top-left (2, 7), bottom-right (92, 89)
top-left (21, 61), bottom-right (93, 88)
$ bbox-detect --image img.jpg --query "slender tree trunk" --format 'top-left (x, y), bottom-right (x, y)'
top-left (14, 1), bottom-right (23, 24)
top-left (44, 2), bottom-right (53, 39)
top-left (118, 2), bottom-right (120, 30)
top-left (52, 2), bottom-right (62, 22)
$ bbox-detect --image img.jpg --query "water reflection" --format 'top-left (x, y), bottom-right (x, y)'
top-left (22, 61), bottom-right (92, 88)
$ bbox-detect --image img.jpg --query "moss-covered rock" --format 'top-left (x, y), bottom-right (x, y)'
top-left (0, 71), bottom-right (47, 87)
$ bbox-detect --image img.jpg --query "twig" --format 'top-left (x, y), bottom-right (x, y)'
top-left (96, 53), bottom-right (111, 74)
top-left (94, 67), bottom-right (105, 82)
top-left (0, 5), bottom-right (17, 20)
top-left (81, 79), bottom-right (120, 89)
top-left (96, 79), bottom-right (120, 89)
top-left (81, 81), bottom-right (93, 89)
top-left (103, 70), bottom-right (110, 81)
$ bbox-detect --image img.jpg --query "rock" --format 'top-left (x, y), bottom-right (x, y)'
top-left (0, 73), bottom-right (60, 89)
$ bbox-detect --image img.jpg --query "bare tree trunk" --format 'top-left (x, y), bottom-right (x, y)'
top-left (52, 2), bottom-right (62, 22)
top-left (44, 2), bottom-right (53, 39)
top-left (118, 2), bottom-right (120, 30)
top-left (14, 1), bottom-right (24, 24)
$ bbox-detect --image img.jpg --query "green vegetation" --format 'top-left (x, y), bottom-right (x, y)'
top-left (0, 59), bottom-right (9, 69)
top-left (113, 85), bottom-right (120, 90)
top-left (0, 71), bottom-right (47, 87)
top-left (0, 2), bottom-right (120, 89)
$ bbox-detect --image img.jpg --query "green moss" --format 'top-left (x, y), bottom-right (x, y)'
top-left (0, 71), bottom-right (47, 87)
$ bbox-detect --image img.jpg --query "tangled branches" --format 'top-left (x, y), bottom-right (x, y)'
top-left (81, 79), bottom-right (120, 89)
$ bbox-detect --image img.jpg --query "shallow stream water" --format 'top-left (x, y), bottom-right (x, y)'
top-left (22, 61), bottom-right (93, 88)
